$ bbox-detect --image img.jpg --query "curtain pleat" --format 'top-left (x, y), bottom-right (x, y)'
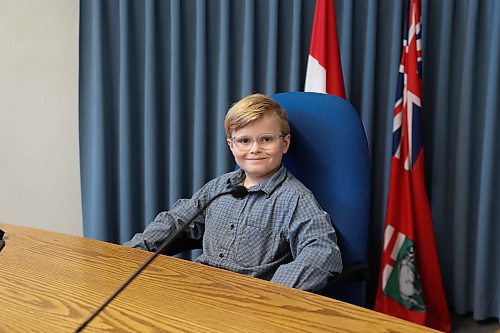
top-left (286, 0), bottom-right (302, 91)
top-left (475, 9), bottom-right (500, 317)
top-left (240, 0), bottom-right (255, 95)
top-left (192, 0), bottom-right (207, 191)
top-left (79, 0), bottom-right (499, 320)
top-left (449, 0), bottom-right (477, 311)
top-left (214, 1), bottom-right (230, 175)
top-left (143, 0), bottom-right (158, 226)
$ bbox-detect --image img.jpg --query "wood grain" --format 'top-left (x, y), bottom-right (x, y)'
top-left (0, 223), bottom-right (439, 332)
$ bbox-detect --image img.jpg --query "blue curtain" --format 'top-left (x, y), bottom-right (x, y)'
top-left (79, 0), bottom-right (499, 321)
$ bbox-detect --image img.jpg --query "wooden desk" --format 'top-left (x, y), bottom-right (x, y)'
top-left (0, 223), bottom-right (437, 332)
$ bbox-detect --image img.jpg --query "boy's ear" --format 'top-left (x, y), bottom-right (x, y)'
top-left (282, 134), bottom-right (291, 153)
top-left (227, 138), bottom-right (237, 154)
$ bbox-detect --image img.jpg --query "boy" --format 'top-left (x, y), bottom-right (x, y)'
top-left (125, 94), bottom-right (342, 292)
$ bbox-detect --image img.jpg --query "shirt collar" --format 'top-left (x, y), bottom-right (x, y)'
top-left (227, 165), bottom-right (287, 197)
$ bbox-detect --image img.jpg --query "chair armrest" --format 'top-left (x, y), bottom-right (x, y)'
top-left (325, 263), bottom-right (369, 287)
top-left (318, 264), bottom-right (369, 305)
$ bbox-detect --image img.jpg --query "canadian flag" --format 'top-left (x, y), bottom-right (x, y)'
top-left (304, 0), bottom-right (346, 99)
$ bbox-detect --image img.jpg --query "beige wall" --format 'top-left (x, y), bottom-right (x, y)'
top-left (0, 0), bottom-right (82, 236)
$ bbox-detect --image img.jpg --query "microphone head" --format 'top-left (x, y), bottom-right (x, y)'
top-left (230, 185), bottom-right (248, 199)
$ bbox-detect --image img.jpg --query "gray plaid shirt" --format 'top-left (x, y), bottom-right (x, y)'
top-left (125, 166), bottom-right (342, 291)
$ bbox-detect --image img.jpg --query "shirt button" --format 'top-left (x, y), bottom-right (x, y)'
top-left (219, 253), bottom-right (224, 258)
top-left (229, 224), bottom-right (234, 230)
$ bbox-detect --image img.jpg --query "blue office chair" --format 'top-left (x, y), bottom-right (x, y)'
top-left (272, 92), bottom-right (371, 306)
top-left (164, 92), bottom-right (370, 306)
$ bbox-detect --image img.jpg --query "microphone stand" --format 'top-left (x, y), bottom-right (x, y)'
top-left (75, 186), bottom-right (248, 332)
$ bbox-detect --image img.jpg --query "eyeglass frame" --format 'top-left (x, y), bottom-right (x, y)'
top-left (229, 133), bottom-right (288, 151)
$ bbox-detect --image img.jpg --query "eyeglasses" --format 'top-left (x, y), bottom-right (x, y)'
top-left (230, 134), bottom-right (286, 151)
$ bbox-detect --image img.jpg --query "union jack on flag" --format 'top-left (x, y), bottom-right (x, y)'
top-left (375, 0), bottom-right (451, 331)
top-left (392, 0), bottom-right (423, 170)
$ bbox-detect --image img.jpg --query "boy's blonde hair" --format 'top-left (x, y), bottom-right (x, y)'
top-left (224, 94), bottom-right (290, 138)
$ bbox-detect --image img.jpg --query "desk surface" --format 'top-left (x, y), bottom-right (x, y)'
top-left (0, 223), bottom-right (437, 332)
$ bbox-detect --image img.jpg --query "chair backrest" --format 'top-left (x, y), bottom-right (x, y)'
top-left (272, 92), bottom-right (371, 305)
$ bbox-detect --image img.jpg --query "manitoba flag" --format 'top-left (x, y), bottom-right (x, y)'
top-left (304, 0), bottom-right (346, 99)
top-left (374, 0), bottom-right (451, 332)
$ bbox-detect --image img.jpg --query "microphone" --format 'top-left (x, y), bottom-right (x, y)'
top-left (226, 184), bottom-right (248, 199)
top-left (75, 185), bottom-right (248, 332)
top-left (0, 229), bottom-right (5, 253)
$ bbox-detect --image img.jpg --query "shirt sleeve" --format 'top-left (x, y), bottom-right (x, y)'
top-left (270, 195), bottom-right (343, 292)
top-left (123, 186), bottom-right (210, 251)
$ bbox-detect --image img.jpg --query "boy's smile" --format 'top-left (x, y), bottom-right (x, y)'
top-left (228, 113), bottom-right (290, 188)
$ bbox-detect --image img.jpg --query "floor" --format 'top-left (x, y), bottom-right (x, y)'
top-left (451, 313), bottom-right (499, 333)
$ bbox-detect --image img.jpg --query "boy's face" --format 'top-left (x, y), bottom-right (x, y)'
top-left (227, 112), bottom-right (290, 187)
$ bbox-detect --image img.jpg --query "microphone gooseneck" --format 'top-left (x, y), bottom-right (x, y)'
top-left (74, 185), bottom-right (248, 332)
